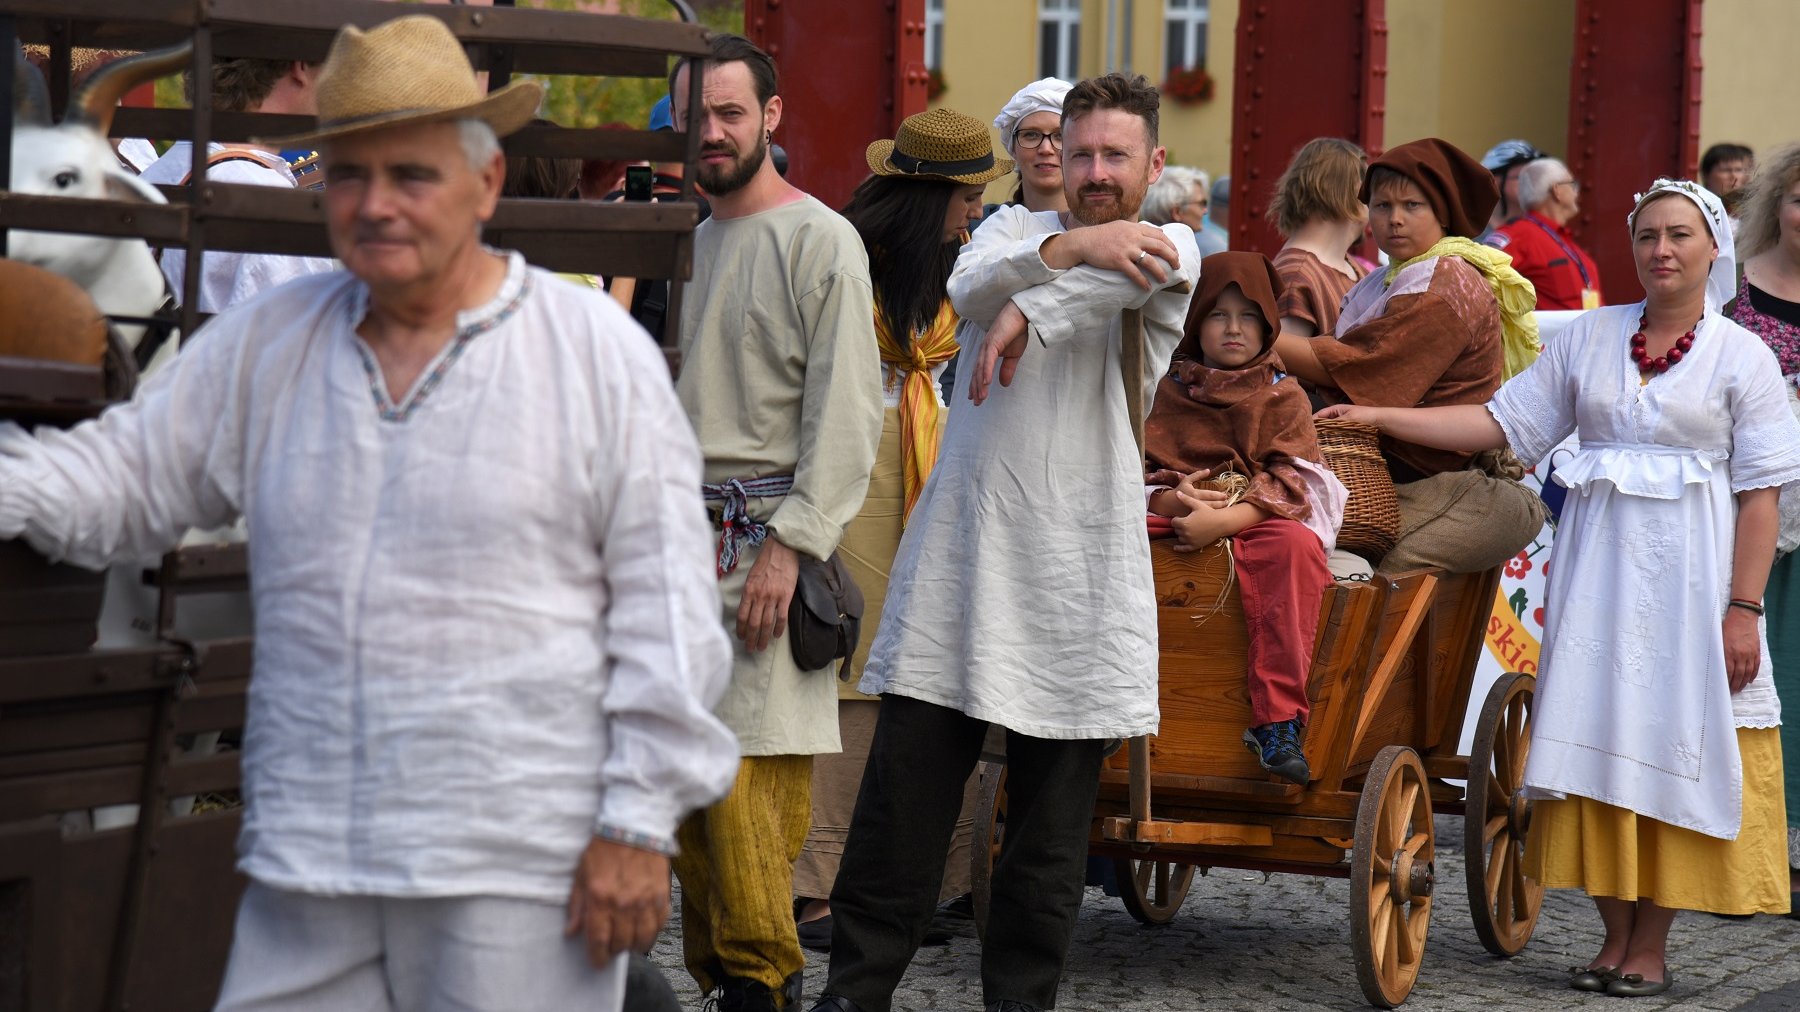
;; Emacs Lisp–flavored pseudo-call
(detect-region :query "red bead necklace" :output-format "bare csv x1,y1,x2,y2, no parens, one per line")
1629,316,1696,374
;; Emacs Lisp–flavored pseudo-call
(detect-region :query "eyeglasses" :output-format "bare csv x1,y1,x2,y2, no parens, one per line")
1013,129,1063,151
1554,179,1581,194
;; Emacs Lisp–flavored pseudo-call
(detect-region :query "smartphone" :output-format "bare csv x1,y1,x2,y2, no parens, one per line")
624,165,653,202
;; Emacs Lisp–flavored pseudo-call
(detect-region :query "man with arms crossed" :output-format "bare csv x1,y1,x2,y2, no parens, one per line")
812,73,1199,1012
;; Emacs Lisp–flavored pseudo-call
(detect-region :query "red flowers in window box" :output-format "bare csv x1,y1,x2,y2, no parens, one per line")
1161,65,1214,106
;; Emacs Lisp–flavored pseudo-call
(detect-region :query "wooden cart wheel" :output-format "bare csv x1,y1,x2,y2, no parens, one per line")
970,760,1005,942
1111,856,1195,925
1350,745,1435,1009
1464,671,1544,957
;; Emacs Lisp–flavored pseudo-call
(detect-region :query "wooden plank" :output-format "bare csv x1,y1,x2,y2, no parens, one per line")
158,544,248,590
0,358,108,404
0,766,141,819
0,650,173,704
0,192,188,245
0,743,144,780
0,700,156,755
1349,572,1437,756
1101,817,1275,847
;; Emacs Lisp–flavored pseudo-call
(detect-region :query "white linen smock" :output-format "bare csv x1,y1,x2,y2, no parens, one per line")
0,253,740,899
859,205,1201,739
1489,304,1800,839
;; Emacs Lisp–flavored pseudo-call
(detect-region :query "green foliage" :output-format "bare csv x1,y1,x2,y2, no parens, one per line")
527,0,743,130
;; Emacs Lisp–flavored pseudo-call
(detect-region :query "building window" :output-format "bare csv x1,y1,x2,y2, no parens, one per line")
1040,0,1081,80
925,0,945,70
1165,0,1209,72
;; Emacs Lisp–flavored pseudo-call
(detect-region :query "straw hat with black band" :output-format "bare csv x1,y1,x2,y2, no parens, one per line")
864,108,1014,186
259,15,542,147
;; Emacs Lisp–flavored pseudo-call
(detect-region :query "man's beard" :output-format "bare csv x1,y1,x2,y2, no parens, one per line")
1069,180,1146,226
695,131,769,197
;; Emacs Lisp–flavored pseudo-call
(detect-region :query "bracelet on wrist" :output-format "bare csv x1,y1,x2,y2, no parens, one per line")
1727,598,1764,617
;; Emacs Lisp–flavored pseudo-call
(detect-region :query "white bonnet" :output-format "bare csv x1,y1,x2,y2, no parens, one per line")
993,77,1073,160
1629,178,1735,312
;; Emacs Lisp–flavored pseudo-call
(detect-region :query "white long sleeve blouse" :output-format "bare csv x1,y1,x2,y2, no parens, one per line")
0,254,739,900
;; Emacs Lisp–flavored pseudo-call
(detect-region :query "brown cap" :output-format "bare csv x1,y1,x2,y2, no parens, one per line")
1178,251,1287,368
1359,137,1498,238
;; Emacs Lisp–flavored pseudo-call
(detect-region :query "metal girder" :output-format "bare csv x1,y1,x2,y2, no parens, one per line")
745,0,927,211
1566,0,1703,303
1228,0,1386,257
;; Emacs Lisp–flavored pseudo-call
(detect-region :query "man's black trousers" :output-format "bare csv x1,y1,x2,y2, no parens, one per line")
822,693,1106,1012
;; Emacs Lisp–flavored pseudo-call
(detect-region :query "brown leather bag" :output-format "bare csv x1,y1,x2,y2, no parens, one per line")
788,552,864,674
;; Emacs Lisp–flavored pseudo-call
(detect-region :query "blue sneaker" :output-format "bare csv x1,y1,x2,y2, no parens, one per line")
1243,719,1310,786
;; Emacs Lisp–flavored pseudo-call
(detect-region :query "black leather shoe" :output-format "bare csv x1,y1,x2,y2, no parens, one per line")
985,1002,1045,1012
1604,969,1673,997
809,996,864,1012
710,976,787,1012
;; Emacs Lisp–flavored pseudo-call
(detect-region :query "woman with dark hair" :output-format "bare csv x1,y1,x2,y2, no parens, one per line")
1322,178,1800,997
1266,137,1369,338
790,108,1011,950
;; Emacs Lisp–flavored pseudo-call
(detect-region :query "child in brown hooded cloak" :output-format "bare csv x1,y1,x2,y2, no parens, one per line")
1144,251,1341,785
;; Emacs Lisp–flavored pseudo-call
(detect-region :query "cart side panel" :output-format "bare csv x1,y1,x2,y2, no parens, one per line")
1343,571,1439,775
1115,543,1378,789
1420,566,1504,757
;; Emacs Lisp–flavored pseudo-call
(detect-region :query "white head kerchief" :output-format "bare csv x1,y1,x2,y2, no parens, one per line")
993,77,1073,160
1629,178,1735,312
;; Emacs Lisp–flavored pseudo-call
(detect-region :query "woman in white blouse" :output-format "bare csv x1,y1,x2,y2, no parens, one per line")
1320,178,1800,998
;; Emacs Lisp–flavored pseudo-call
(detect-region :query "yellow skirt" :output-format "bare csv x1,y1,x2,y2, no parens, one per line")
1523,726,1791,915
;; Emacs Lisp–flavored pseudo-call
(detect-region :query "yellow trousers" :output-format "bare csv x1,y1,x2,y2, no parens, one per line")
673,754,813,997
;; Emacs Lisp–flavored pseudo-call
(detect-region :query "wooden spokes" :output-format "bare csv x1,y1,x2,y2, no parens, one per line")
1351,745,1435,1008
1465,671,1545,956
970,761,1006,941
1113,857,1196,925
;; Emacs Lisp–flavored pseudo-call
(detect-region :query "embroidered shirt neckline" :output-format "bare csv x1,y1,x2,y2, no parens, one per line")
347,250,532,423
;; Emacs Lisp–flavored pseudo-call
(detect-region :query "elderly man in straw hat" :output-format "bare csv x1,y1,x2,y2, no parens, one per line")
667,31,883,1012
0,15,737,1010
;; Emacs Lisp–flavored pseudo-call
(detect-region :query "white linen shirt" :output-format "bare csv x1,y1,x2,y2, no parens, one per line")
859,206,1200,738
0,253,739,900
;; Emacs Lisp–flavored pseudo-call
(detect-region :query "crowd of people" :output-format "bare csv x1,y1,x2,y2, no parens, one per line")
7,14,1800,1012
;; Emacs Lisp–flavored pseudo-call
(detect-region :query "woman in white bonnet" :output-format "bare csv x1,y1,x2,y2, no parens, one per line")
1319,178,1800,998
990,77,1071,214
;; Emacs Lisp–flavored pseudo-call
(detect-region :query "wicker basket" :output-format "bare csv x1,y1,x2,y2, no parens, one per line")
1315,418,1399,560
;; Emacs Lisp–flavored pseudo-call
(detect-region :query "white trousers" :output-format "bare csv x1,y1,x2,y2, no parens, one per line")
213,882,626,1012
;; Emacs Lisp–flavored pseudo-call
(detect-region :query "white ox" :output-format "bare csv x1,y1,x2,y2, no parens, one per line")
9,45,188,371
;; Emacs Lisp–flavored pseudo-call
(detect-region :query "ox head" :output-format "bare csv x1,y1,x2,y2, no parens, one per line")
8,44,189,291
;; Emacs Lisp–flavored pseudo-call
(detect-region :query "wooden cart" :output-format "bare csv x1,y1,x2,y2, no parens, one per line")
973,542,1542,1008
0,2,710,1007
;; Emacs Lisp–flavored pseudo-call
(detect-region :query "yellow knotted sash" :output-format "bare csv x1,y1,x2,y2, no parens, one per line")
1387,236,1543,380
875,298,960,521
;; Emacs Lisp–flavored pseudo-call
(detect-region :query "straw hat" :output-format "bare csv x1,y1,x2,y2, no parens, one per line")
260,15,542,146
865,108,1013,185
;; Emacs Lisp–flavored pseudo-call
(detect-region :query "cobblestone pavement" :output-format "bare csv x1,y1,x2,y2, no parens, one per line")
648,814,1800,1011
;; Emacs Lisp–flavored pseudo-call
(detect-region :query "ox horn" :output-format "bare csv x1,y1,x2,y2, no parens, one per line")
65,42,191,138
13,47,49,124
